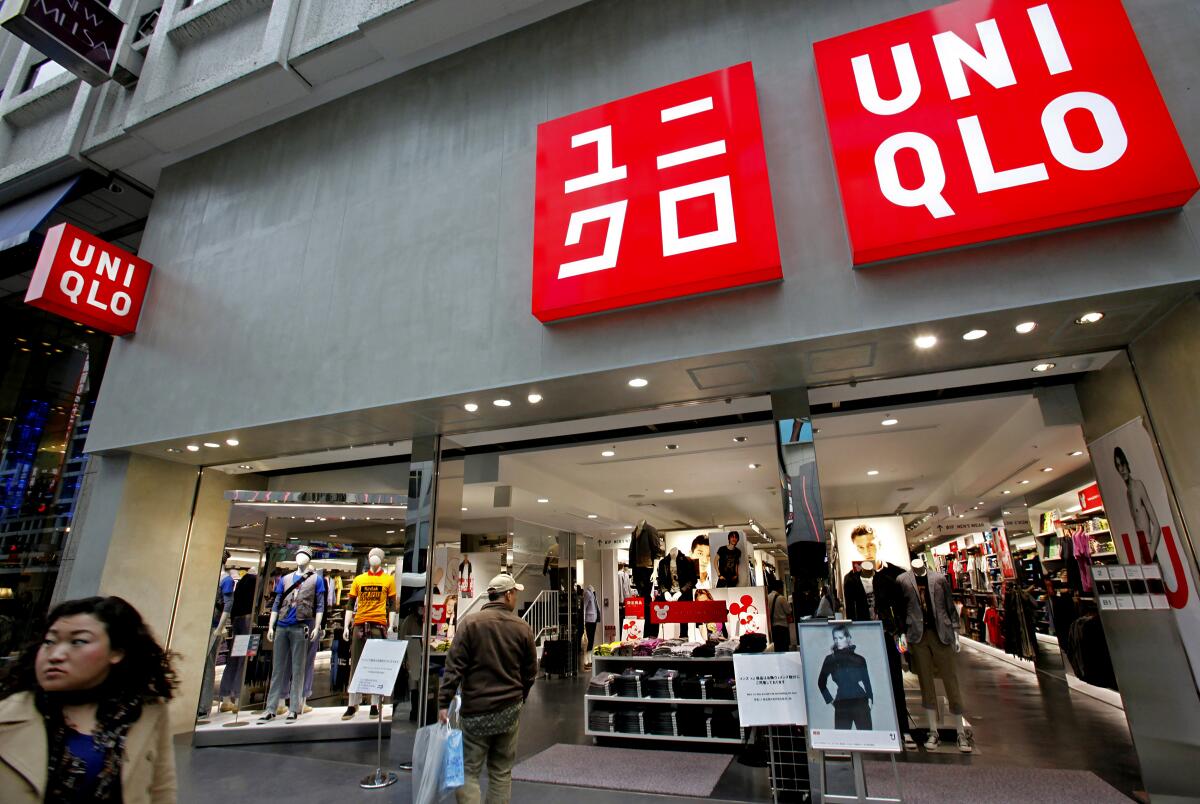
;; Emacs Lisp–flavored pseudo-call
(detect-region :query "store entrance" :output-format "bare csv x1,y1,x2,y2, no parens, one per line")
810,377,1140,797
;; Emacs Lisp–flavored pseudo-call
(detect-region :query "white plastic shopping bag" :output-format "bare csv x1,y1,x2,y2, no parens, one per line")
412,695,461,804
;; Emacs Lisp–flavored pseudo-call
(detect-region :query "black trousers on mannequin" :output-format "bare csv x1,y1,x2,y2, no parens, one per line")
632,567,656,637
885,631,910,734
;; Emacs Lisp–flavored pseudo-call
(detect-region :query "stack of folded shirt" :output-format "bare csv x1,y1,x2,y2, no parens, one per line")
715,638,740,656
646,668,678,699
677,674,713,700
671,641,702,656
588,709,616,733
614,709,646,735
711,708,741,739
633,638,662,656
614,669,645,698
691,640,718,658
614,642,636,656
676,706,709,737
735,633,767,653
709,678,736,700
652,639,684,656
594,641,622,656
588,672,618,696
646,708,679,736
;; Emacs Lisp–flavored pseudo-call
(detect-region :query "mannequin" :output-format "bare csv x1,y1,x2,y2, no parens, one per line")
258,547,326,723
655,547,698,640
843,558,913,749
543,542,560,590
218,564,259,711
343,547,398,719
897,557,972,752
199,560,237,718
458,556,473,598
629,520,664,636
616,562,633,623
581,584,599,667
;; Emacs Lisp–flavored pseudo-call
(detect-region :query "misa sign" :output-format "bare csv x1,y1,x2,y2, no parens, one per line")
24,223,153,336
813,0,1199,264
0,0,126,86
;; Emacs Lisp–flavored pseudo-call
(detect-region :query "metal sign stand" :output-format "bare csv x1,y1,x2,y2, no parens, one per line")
222,634,257,728
815,748,903,804
360,702,398,789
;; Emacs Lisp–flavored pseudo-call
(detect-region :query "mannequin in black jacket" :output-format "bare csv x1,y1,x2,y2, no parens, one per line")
655,548,698,601
843,560,914,747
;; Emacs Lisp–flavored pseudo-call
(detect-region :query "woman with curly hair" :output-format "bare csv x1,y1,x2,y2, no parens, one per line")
0,596,177,803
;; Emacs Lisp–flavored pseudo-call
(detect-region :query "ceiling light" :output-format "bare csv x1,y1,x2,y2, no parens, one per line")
1069,450,1084,457
1041,467,1054,472
493,399,511,407
1032,362,1055,373
663,488,674,494
1015,321,1037,334
186,445,201,452
238,465,253,470
733,436,747,443
1002,490,1011,495
1003,511,1011,516
1076,312,1104,324
1019,479,1031,485
977,501,985,505
914,335,937,349
748,463,761,469
881,418,898,426
665,444,678,450
203,442,220,448
628,378,649,388
461,507,468,511
464,403,479,412
305,519,315,523
386,530,396,534
527,393,543,404
601,449,616,457
537,498,549,503
962,329,987,341
587,514,598,519
958,514,965,519
165,447,181,454
226,438,240,446
624,525,633,530
866,469,879,476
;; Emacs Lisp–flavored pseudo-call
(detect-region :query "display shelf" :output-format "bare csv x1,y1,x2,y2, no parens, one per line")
592,654,734,662
585,729,742,744
585,694,738,706
1091,551,1117,558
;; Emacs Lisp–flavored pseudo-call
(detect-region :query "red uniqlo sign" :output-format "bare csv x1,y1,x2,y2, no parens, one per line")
24,223,153,336
813,0,1199,265
1078,482,1103,512
531,62,781,322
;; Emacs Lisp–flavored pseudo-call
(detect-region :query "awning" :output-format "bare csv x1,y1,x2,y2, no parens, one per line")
0,176,81,253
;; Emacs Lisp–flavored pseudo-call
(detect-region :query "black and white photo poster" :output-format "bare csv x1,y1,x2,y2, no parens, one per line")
797,621,900,752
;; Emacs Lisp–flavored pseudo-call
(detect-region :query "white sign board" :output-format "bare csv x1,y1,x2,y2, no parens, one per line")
348,639,409,696
230,634,252,657
733,652,807,727
796,621,901,753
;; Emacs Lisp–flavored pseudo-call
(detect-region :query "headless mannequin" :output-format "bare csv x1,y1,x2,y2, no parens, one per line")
267,550,324,644
343,549,398,717
259,549,325,721
906,558,968,747
630,520,663,637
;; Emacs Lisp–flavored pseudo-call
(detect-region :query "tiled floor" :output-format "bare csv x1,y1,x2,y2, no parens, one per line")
180,643,1140,802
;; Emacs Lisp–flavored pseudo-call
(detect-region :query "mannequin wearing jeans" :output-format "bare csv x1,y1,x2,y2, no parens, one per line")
258,548,326,723
199,564,236,717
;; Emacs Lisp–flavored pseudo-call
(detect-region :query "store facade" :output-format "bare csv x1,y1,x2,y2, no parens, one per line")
36,0,1200,800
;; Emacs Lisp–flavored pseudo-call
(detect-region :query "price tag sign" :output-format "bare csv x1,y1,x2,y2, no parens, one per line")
348,639,408,696
230,635,252,657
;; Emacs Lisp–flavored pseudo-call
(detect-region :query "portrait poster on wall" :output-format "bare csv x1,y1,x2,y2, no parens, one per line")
833,516,911,579
709,529,753,588
796,620,901,752
664,530,715,590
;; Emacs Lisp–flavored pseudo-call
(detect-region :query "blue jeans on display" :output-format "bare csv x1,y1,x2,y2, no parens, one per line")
198,632,219,716
280,627,319,699
218,615,252,699
266,624,309,714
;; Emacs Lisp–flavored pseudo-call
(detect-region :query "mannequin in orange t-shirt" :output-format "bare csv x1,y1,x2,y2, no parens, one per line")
342,547,398,719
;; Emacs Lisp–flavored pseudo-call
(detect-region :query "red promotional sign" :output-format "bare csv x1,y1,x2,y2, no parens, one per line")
24,223,153,336
531,62,781,322
813,0,1198,264
623,597,645,618
1078,482,1103,512
647,599,728,624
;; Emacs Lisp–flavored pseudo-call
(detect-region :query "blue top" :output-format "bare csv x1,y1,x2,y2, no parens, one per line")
212,573,236,627
65,730,104,790
272,572,327,626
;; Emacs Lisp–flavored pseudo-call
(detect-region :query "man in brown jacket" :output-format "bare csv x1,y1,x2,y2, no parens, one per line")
438,573,538,804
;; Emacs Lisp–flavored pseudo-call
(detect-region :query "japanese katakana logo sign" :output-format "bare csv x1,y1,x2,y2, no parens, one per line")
531,62,781,323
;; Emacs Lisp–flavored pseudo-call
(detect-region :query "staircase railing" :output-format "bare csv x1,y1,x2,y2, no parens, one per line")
522,589,560,645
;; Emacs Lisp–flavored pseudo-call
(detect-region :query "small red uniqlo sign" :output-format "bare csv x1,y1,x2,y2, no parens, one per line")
814,0,1199,265
531,62,781,322
24,223,153,336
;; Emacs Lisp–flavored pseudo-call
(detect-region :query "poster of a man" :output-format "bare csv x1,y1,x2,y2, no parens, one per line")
834,517,910,579
1114,446,1162,560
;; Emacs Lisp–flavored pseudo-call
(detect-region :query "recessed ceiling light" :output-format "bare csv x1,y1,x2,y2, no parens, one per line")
624,525,633,529
493,399,511,407
1002,511,1011,516
914,335,937,349
628,378,649,388
461,507,468,511
537,498,549,503
386,530,395,534
165,447,181,453
527,393,543,404
203,442,221,448
601,449,616,457
1015,321,1037,334
1076,312,1104,324
1041,467,1054,472
186,445,201,452
1019,479,1031,485
1032,362,1056,373
1002,490,1011,495
305,519,315,523
665,444,678,450
226,438,240,446
587,514,598,519
881,418,898,426
464,403,479,412
748,463,761,469
239,464,253,470
962,329,987,341
1069,450,1084,457
733,436,747,443
663,488,674,494
866,469,879,476
958,514,965,519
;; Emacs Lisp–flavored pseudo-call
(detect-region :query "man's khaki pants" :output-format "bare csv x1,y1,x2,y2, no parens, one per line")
908,630,964,714
456,721,520,804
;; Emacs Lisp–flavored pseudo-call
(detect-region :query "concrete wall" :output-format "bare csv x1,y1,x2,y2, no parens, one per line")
85,0,1200,453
